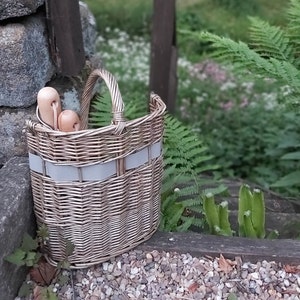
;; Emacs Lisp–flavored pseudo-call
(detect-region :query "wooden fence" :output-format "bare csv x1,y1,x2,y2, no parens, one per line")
45,0,85,76
149,0,177,113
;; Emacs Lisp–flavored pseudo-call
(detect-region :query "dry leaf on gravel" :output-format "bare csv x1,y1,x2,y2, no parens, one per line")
218,254,235,274
30,258,57,286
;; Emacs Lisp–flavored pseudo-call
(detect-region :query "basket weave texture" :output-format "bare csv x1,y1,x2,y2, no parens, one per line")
26,69,166,268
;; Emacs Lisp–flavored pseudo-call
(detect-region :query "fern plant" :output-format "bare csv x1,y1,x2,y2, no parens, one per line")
187,0,300,196
89,89,225,231
194,0,300,107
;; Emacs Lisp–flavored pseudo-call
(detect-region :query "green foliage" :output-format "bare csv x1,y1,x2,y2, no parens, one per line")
160,114,225,231
5,233,41,267
178,0,300,197
176,0,286,60
197,1,300,107
83,0,152,38
89,89,148,128
6,227,74,299
203,193,221,235
238,185,265,238
177,9,212,61
18,282,33,298
212,0,259,16
176,59,293,185
86,0,286,61
85,0,299,229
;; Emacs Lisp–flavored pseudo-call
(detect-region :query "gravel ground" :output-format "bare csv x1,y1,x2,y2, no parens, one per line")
18,249,300,300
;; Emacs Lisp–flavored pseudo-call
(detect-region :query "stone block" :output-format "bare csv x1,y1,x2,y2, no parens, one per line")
0,107,36,165
0,156,35,300
0,0,44,20
0,3,97,109
0,13,55,108
80,1,97,57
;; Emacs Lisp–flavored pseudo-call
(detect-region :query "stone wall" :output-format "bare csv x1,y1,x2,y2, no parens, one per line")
0,0,44,21
0,1,98,299
0,0,98,164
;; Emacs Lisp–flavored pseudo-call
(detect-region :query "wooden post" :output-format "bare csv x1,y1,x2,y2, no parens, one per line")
150,0,177,113
45,0,85,76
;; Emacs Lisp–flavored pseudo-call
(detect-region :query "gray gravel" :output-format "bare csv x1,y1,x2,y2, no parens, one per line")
20,249,300,300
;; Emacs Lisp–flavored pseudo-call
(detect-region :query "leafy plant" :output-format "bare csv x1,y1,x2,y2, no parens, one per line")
5,226,74,299
83,0,152,38
203,184,273,239
270,124,300,194
160,114,226,231
212,0,259,16
184,0,300,198
203,194,232,236
5,233,41,267
238,185,265,238
197,0,300,107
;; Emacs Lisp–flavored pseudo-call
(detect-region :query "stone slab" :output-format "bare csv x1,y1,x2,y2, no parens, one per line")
0,107,36,165
0,13,55,108
0,0,44,20
137,231,300,265
0,3,97,109
0,156,35,300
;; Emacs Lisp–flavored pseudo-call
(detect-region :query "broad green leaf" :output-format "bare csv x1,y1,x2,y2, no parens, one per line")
65,239,75,257
18,282,33,297
281,151,300,160
24,251,39,267
271,171,300,187
277,134,300,148
21,233,38,252
5,248,26,266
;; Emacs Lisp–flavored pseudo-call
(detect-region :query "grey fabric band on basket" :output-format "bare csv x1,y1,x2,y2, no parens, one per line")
29,140,162,182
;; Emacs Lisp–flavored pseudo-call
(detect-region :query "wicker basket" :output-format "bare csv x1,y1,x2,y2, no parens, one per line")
26,69,166,268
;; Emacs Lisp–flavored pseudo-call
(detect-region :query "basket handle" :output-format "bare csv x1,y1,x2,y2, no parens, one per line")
80,69,126,134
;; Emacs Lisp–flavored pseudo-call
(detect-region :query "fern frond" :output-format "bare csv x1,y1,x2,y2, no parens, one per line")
248,16,295,64
200,31,275,74
286,0,300,66
200,31,300,101
89,92,112,127
181,198,201,208
185,216,204,228
89,89,148,128
164,113,215,177
268,58,300,90
176,185,199,197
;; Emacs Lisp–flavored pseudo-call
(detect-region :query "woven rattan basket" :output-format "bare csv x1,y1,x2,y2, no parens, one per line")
26,69,166,268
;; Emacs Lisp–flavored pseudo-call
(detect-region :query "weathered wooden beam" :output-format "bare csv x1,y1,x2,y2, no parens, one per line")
45,0,85,76
150,0,177,113
137,231,300,265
